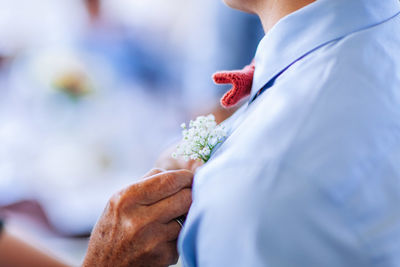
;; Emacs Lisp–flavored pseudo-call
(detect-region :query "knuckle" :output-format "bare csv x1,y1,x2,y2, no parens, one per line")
182,188,192,202
109,186,139,211
109,190,124,211
180,188,193,205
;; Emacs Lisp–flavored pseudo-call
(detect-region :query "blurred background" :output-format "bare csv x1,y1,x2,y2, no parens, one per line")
0,0,262,265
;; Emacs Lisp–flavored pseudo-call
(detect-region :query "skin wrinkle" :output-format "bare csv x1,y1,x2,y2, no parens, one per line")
133,170,193,206
83,169,193,267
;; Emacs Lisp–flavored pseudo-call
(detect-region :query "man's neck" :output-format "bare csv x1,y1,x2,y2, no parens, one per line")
255,0,316,33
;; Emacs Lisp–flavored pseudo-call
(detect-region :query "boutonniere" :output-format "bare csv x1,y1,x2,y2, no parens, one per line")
172,114,227,163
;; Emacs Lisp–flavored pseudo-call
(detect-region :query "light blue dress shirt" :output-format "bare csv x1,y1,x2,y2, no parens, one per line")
179,0,400,266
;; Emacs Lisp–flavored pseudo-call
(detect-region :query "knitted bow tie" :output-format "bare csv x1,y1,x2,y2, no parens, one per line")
212,61,255,108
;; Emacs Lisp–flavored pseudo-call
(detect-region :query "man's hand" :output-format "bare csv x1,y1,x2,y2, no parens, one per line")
82,169,194,267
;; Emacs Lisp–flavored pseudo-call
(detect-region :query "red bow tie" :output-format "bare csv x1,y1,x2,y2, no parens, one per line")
213,61,255,108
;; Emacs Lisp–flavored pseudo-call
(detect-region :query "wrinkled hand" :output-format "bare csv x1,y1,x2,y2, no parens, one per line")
155,144,203,172
82,169,194,267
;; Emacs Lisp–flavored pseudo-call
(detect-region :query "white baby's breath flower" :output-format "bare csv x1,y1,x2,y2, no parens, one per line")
173,114,227,163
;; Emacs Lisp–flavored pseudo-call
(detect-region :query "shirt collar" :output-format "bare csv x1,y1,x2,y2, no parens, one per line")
250,0,400,100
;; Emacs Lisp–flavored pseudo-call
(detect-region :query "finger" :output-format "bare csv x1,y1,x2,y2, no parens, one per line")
154,158,182,171
149,188,192,223
154,241,179,267
188,160,203,172
107,168,167,210
135,221,180,244
143,168,165,178
164,241,179,266
164,220,182,241
127,170,194,205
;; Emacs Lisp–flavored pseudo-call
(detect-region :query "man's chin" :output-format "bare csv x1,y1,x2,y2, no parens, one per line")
222,0,256,14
